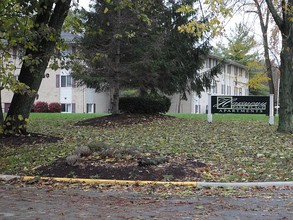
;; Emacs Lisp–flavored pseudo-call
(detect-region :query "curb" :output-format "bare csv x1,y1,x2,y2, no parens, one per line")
0,175,197,187
1,175,293,188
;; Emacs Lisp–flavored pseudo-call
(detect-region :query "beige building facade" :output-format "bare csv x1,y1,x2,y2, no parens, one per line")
1,36,248,114
168,55,249,114
1,33,111,114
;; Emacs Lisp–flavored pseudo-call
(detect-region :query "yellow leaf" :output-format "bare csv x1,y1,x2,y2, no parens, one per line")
18,115,24,121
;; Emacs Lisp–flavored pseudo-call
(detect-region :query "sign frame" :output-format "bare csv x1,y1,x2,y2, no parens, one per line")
207,94,274,125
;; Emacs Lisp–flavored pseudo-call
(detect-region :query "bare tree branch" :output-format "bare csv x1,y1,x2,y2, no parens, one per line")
265,0,283,29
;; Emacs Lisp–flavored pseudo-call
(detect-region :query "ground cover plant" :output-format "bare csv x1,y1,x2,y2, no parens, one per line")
0,113,292,182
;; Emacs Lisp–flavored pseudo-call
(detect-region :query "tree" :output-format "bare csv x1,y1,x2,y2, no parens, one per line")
264,0,293,132
2,0,72,135
0,0,34,133
191,0,292,132
157,0,217,98
213,22,270,95
72,0,219,114
72,0,159,114
213,23,258,65
253,0,275,97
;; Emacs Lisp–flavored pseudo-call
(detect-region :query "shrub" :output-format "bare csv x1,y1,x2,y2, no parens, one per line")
119,94,171,114
33,101,49,112
48,102,62,113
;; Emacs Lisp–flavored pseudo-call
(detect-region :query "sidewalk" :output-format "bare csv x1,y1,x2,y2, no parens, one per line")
0,184,292,219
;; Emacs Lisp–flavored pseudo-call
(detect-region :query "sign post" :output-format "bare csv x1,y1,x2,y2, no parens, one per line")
269,94,274,125
208,95,274,125
208,93,212,123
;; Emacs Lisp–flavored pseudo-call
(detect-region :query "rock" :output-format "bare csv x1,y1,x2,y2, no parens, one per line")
66,155,80,166
137,156,169,166
74,145,92,157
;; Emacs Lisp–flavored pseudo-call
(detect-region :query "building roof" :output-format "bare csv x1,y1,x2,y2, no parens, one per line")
208,54,248,69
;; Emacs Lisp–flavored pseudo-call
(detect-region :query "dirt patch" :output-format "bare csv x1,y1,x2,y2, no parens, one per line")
0,133,62,147
36,156,207,181
75,113,176,127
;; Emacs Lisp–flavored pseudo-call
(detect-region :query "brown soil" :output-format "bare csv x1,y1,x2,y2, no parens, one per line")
75,113,176,127
2,114,207,181
0,133,62,147
36,156,206,181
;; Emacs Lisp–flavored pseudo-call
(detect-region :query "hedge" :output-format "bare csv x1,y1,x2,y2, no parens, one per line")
119,95,171,114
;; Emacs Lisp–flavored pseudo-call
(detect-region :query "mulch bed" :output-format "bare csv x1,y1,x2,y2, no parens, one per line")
75,113,176,127
36,156,206,181
0,133,62,148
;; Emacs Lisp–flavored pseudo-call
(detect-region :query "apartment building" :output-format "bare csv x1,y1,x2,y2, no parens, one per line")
1,35,248,114
1,32,111,114
168,55,249,114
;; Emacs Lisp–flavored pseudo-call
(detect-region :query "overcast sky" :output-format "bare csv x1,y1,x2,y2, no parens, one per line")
76,0,263,49
78,0,90,10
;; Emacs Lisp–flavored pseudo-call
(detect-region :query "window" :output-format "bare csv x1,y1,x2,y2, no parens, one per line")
245,71,249,79
234,87,238,95
56,75,60,88
234,67,239,76
62,103,72,113
212,84,217,94
239,68,243,77
195,105,201,113
227,65,231,74
209,58,212,68
213,59,217,66
227,86,231,95
61,75,72,87
239,88,243,95
86,103,96,113
221,84,226,95
61,103,76,113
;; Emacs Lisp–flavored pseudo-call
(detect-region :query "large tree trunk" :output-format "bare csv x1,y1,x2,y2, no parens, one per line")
265,0,293,133
4,0,71,135
278,37,293,132
4,52,49,134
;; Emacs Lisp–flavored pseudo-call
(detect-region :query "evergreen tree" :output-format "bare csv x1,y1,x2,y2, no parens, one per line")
213,23,270,95
72,0,218,112
72,0,163,113
157,0,216,98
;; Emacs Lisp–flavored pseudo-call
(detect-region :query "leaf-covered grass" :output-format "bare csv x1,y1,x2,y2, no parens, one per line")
28,113,109,121
0,113,292,182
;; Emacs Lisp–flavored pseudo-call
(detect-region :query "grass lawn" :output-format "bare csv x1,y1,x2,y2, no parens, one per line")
0,113,292,182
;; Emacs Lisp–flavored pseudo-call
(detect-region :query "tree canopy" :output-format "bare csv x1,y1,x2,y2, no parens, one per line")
1,0,72,135
71,0,220,113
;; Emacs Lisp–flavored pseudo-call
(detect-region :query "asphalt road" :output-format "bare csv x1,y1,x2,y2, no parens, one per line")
0,184,292,220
